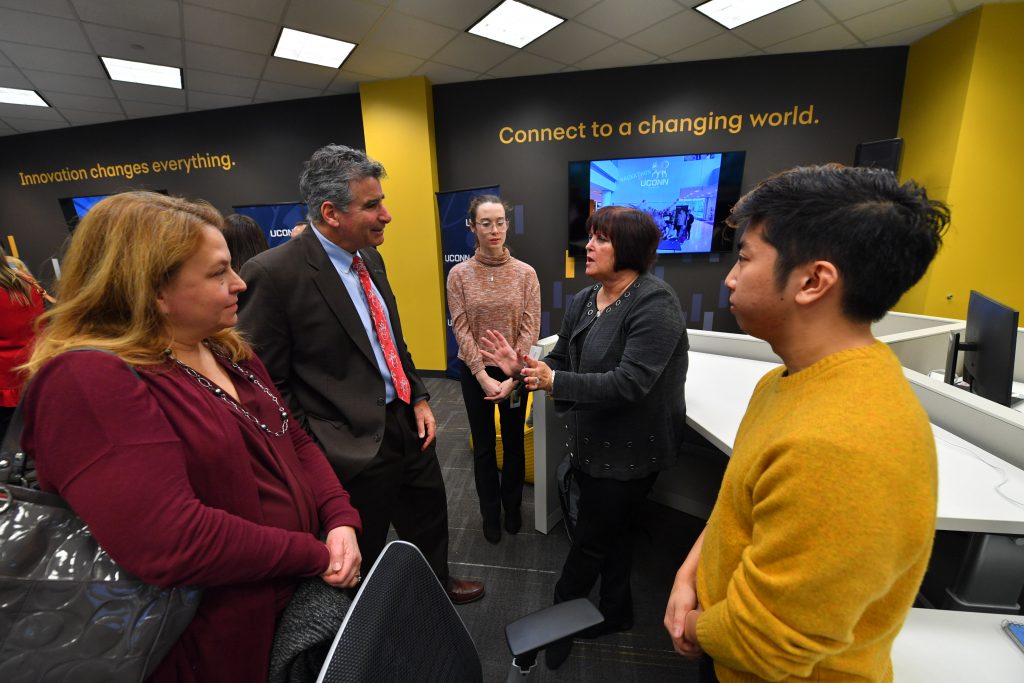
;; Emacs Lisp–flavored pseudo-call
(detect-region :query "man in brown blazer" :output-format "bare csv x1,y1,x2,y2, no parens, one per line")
238,144,484,604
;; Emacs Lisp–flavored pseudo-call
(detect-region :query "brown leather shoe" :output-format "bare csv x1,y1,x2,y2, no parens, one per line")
445,577,485,605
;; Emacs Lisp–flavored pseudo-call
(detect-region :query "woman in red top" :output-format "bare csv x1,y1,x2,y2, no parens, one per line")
21,192,363,682
0,245,45,437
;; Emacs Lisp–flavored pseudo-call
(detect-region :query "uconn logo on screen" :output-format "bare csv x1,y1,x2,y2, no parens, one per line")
444,254,470,263
269,229,292,238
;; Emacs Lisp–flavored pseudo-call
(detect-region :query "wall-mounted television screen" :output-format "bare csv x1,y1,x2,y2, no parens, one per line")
568,151,746,256
232,202,307,248
58,190,168,232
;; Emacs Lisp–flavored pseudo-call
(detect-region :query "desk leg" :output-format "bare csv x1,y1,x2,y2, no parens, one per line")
944,533,1024,613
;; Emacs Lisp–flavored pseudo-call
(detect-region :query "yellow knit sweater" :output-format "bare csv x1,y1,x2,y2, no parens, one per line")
696,341,937,682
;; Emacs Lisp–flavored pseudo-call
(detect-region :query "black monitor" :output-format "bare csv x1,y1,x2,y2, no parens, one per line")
945,291,1019,406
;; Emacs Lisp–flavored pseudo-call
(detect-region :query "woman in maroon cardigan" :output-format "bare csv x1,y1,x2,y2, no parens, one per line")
21,191,363,682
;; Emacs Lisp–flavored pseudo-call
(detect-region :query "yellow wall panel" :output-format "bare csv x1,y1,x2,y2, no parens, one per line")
359,77,447,370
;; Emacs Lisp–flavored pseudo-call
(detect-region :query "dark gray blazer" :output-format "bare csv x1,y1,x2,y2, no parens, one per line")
547,273,688,480
237,228,428,481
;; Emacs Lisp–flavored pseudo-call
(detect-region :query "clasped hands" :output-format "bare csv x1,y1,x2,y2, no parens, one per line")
478,329,552,393
321,525,362,588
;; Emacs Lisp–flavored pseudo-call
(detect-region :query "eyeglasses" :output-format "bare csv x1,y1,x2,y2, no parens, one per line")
474,218,508,232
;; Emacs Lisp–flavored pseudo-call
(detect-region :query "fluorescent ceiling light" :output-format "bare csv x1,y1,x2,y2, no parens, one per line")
695,0,804,30
0,87,49,107
468,0,564,49
101,57,182,89
274,27,356,68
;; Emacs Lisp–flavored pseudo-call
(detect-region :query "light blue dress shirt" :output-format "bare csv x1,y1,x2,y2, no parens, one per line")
310,223,398,404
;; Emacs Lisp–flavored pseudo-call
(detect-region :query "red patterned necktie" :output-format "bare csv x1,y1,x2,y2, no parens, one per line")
351,255,411,404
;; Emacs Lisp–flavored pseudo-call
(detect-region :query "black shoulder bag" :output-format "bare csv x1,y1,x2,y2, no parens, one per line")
0,355,201,682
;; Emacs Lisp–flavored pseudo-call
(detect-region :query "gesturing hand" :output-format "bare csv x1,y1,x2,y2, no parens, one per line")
478,329,520,377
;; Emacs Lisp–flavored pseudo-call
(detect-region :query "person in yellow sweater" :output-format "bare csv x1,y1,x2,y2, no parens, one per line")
664,164,951,682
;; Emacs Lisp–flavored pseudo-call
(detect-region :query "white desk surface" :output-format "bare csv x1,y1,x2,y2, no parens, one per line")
685,352,1024,535
892,608,1023,682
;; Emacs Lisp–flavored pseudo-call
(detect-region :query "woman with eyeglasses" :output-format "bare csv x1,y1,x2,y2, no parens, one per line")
446,195,540,544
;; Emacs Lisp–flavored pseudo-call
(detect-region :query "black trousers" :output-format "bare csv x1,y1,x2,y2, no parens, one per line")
554,470,658,625
458,361,527,523
343,400,450,580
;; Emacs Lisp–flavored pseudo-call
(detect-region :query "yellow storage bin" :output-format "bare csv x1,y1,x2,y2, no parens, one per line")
469,391,535,484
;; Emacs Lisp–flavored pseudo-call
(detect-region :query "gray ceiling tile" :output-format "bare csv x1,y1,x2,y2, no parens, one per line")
0,8,91,52
43,91,122,113
0,51,9,66
61,107,127,124
186,68,258,97
731,2,835,48
72,0,182,38
283,0,386,43
185,42,267,78
111,80,186,105
432,33,517,73
185,0,288,24
325,73,360,94
84,24,183,65
361,11,458,60
486,51,564,79
3,115,70,132
412,60,480,85
187,90,253,111
668,32,759,63
183,4,279,54
390,0,496,30
262,58,336,89
23,70,115,97
863,16,959,47
764,23,862,54
523,21,614,64
817,0,908,22
0,65,32,88
0,0,75,18
342,45,423,80
0,101,65,119
120,99,186,116
528,0,603,20
625,11,723,57
254,79,322,102
575,0,684,39
574,41,658,71
845,0,955,42
0,43,103,77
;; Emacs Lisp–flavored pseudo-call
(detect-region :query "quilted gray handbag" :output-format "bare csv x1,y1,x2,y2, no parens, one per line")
0,364,200,682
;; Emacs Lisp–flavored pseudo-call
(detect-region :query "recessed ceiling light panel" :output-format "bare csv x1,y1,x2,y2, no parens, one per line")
468,0,564,49
101,57,182,89
274,27,356,69
695,0,804,30
0,87,49,107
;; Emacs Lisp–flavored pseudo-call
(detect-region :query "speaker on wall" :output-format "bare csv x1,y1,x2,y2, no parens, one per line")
854,138,903,175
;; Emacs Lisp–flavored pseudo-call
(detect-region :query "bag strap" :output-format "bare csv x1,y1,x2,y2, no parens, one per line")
0,348,142,487
14,269,56,305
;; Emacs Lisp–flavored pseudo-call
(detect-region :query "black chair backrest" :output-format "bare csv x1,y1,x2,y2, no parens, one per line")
316,540,483,683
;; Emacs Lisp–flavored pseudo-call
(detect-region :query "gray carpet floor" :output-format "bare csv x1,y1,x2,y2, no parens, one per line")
424,376,704,682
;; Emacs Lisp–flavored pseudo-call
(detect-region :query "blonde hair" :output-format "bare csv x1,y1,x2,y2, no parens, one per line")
25,191,252,376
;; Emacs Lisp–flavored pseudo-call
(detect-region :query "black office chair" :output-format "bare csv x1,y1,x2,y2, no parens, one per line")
315,540,602,682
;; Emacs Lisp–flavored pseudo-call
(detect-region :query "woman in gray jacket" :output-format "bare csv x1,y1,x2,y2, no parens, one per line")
481,206,689,669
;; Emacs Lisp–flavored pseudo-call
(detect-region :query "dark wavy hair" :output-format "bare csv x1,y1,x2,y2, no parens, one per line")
728,164,950,322
221,213,269,272
586,206,660,273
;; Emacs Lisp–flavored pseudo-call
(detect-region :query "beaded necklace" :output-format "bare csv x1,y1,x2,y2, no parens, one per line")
167,346,289,437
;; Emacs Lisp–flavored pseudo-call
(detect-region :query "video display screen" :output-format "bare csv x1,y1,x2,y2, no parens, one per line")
568,151,746,255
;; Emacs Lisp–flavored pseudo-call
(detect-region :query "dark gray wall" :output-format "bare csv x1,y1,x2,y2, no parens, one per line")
433,48,908,336
0,94,364,284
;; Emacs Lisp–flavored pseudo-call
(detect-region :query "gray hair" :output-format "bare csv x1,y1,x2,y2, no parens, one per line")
299,144,386,224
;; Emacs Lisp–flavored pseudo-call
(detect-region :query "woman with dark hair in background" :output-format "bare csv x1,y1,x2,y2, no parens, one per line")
0,244,46,437
447,195,540,544
20,192,362,682
481,206,688,669
222,212,269,273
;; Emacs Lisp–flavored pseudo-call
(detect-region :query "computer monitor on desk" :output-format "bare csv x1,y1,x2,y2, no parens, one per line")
944,291,1019,407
